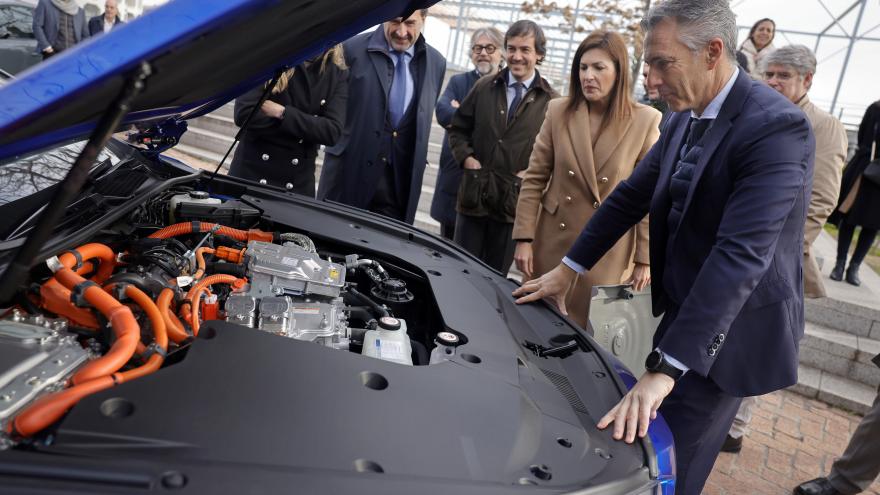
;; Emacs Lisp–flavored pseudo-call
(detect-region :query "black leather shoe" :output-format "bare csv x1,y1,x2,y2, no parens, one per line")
793,477,843,495
845,263,861,286
720,434,742,453
830,260,846,281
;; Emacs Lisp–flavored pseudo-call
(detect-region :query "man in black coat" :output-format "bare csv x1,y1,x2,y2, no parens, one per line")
88,0,123,37
430,27,504,239
318,10,446,224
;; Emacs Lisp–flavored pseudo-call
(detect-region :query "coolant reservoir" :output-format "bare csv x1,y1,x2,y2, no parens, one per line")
361,316,413,366
169,191,221,222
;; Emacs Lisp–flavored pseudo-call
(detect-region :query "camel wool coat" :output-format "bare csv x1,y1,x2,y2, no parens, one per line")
513,98,661,327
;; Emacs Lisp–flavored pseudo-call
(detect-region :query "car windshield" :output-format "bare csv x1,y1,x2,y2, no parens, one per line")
0,4,34,38
0,141,120,205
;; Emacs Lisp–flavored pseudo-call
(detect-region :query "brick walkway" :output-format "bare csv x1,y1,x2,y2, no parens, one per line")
705,390,880,495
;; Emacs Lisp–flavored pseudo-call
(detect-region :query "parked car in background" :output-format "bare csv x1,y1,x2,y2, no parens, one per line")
0,0,40,74
0,1,675,493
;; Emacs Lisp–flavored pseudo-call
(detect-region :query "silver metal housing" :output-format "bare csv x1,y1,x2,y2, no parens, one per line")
0,317,89,437
246,241,345,298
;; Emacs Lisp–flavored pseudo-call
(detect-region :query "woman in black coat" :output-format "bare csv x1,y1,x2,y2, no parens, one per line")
828,100,880,286
229,45,348,196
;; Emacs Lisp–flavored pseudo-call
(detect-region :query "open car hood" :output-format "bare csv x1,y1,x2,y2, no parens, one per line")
0,0,435,161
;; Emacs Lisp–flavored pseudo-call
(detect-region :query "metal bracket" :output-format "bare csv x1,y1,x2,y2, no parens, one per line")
127,117,188,153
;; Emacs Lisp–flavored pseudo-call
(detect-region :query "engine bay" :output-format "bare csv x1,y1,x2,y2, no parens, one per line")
0,188,461,448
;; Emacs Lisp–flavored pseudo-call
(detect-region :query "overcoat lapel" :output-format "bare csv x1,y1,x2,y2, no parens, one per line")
565,102,600,201
592,112,632,176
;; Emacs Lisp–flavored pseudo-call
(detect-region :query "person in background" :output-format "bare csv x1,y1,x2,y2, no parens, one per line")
721,44,847,454
641,63,670,129
513,0,814,492
33,0,89,60
229,45,348,196
447,20,558,272
828,100,880,286
430,27,504,240
318,10,446,224
512,30,660,329
738,18,776,77
88,0,123,37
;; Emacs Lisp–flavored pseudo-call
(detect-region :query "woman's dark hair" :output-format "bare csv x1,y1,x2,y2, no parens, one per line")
564,30,632,124
504,20,546,64
748,18,776,48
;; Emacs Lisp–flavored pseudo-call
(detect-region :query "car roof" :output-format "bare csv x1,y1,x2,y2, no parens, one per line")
0,0,433,162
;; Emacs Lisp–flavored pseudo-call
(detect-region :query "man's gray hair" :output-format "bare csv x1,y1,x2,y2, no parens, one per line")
471,27,504,50
642,0,738,61
761,45,817,76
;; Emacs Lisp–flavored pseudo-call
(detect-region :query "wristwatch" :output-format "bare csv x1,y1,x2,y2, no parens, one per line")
645,350,684,381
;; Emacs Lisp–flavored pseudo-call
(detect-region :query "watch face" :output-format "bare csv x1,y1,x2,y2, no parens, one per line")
645,350,661,370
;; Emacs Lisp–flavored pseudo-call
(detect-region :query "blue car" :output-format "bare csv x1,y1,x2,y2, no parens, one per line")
0,1,674,493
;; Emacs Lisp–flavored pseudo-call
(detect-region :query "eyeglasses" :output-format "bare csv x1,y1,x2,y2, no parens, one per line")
471,44,497,55
763,71,795,81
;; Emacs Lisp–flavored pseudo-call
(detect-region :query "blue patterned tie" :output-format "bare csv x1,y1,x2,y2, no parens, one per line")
507,82,524,124
389,51,407,127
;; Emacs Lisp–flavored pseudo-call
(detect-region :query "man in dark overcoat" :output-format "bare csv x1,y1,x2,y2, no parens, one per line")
33,0,88,60
318,9,446,224
513,0,814,493
430,26,504,239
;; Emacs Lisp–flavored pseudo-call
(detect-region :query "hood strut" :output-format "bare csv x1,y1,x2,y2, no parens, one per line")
0,62,153,304
204,67,287,191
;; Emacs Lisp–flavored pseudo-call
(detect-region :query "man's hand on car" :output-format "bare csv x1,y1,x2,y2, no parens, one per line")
597,372,675,443
512,262,578,315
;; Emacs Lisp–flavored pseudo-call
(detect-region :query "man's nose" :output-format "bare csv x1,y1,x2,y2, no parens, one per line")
395,24,408,37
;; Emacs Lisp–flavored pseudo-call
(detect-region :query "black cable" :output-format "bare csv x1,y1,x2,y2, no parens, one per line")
346,287,389,319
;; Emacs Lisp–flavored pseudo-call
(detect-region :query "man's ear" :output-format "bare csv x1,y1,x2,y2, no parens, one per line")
706,38,724,69
803,72,814,91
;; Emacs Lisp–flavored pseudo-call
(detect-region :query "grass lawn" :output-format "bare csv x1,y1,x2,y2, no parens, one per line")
823,223,880,275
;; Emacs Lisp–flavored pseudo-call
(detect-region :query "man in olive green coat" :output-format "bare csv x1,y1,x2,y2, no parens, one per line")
448,20,558,272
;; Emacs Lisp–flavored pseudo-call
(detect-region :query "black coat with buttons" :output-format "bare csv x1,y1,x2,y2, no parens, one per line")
229,59,348,196
448,68,558,222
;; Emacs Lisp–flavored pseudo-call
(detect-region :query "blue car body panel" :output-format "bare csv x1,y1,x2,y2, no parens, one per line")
0,0,433,161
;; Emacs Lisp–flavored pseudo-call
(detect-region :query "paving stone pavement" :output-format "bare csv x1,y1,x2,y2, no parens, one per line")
705,390,880,495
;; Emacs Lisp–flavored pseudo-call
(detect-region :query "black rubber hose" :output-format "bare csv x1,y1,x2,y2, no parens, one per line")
346,287,389,318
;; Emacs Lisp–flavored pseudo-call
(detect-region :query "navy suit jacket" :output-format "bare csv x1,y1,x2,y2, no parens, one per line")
566,70,815,396
87,15,123,37
318,27,446,224
430,69,481,226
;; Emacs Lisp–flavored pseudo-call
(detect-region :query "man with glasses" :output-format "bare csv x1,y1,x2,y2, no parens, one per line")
447,20,558,272
431,27,504,239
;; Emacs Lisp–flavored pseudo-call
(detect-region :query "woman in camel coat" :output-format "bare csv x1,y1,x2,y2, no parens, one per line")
512,30,661,328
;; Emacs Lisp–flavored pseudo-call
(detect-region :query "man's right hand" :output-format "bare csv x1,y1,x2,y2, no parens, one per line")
514,242,534,280
512,263,579,315
463,156,482,170
42,47,54,54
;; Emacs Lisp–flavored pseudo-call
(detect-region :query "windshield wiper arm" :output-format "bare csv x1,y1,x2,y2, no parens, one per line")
0,62,152,303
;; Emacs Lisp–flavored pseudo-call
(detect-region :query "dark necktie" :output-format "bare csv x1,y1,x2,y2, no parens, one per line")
389,51,407,127
507,82,524,124
685,117,711,153
668,117,712,232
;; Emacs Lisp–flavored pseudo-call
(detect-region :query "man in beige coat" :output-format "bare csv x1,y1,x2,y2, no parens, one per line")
722,44,848,454
759,45,848,299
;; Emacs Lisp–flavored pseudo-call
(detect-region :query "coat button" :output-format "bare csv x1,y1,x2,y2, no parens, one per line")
500,110,505,115
718,334,725,342
565,196,572,203
261,153,270,161
298,139,304,144
320,99,326,106
259,179,267,185
708,348,716,356
285,183,294,190
600,177,609,183
381,157,387,163
291,158,299,165
498,139,503,144
559,223,566,230
593,201,600,209
567,170,575,177
393,131,398,137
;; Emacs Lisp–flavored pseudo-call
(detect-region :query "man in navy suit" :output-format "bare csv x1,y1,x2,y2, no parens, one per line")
88,0,123,37
430,27,504,239
513,0,814,493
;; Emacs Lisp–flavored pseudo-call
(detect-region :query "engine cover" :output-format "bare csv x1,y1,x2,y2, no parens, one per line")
245,241,345,298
